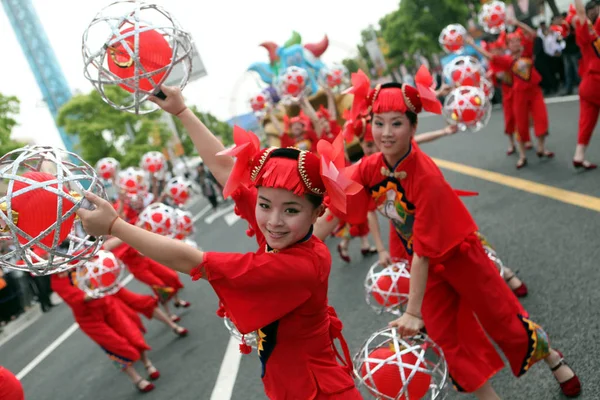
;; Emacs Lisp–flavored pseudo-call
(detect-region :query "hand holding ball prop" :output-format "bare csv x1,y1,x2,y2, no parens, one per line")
82,1,193,114
75,250,125,298
443,86,491,132
439,24,467,54
0,146,106,275
365,260,411,316
276,66,310,104
478,1,506,34
443,56,483,87
354,328,448,399
140,151,166,176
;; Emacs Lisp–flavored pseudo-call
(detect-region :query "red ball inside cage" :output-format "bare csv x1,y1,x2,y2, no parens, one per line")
372,275,410,307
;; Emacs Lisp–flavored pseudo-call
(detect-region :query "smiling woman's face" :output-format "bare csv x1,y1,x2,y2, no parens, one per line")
371,111,416,163
255,186,322,249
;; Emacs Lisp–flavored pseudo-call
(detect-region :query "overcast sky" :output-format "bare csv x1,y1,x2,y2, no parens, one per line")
0,0,399,149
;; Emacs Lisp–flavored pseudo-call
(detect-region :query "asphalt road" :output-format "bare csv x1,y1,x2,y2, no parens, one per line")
1,96,599,400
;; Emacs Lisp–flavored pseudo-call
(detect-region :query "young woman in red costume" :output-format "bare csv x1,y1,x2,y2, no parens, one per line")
51,271,158,393
571,0,600,170
468,19,554,169
0,367,24,400
111,193,191,321
76,85,363,400
328,67,580,398
269,108,320,152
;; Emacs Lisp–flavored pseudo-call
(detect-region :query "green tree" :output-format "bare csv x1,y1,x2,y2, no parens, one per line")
57,87,172,168
380,0,471,67
173,106,233,156
0,93,25,155
341,58,360,74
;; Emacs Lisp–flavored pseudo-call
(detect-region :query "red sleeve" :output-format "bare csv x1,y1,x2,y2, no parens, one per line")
326,157,372,225
521,36,534,57
51,275,86,307
575,18,596,46
280,134,294,148
491,55,513,71
412,175,478,260
202,249,319,333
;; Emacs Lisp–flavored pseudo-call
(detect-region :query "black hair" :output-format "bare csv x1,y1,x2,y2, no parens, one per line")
305,193,324,209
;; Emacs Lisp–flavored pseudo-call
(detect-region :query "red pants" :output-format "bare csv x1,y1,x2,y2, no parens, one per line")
314,387,363,399
113,296,146,333
114,287,157,319
578,73,600,146
0,367,24,400
502,87,515,135
513,87,548,143
120,249,184,303
422,234,550,393
76,299,151,369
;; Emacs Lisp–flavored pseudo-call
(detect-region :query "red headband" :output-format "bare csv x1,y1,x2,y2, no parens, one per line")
350,65,442,121
342,116,373,143
217,127,362,213
283,110,310,133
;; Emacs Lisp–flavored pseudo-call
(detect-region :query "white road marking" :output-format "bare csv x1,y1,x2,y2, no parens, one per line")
192,204,212,223
210,337,243,400
544,94,579,104
13,274,135,380
204,204,235,225
223,212,241,227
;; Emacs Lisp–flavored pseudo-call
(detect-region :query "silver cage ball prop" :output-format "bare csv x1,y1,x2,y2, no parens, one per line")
0,146,106,275
354,328,449,400
75,249,126,298
82,0,194,114
137,202,177,237
442,86,491,133
365,259,411,316
478,0,507,34
223,317,259,349
443,56,483,88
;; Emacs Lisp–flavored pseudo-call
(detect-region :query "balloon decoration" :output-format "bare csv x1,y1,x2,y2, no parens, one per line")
354,328,448,399
75,250,125,298
164,177,193,205
443,86,492,132
478,1,506,34
438,24,467,54
276,66,311,104
95,157,120,181
364,260,411,316
137,203,177,237
174,209,194,240
118,167,149,194
140,151,166,175
248,31,329,96
82,1,194,114
0,146,106,275
443,56,483,87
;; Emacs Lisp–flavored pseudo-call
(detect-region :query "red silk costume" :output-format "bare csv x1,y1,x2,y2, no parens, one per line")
575,18,600,146
51,273,151,369
200,186,359,399
489,59,515,136
114,286,158,320
338,143,550,392
113,243,183,303
491,36,548,143
0,367,24,400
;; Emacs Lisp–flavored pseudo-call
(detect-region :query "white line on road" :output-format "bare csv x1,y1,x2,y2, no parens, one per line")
204,204,235,225
210,337,243,400
192,204,212,223
223,212,241,227
544,94,579,104
14,274,135,380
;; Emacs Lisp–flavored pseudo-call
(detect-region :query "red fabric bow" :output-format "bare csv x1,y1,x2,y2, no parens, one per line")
349,69,371,121
216,126,261,198
317,135,362,214
326,306,353,375
415,65,443,115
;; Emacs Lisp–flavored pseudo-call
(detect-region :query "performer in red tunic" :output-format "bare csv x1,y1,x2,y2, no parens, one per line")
271,110,320,152
571,0,600,170
76,85,364,400
51,271,157,393
0,367,24,400
469,20,554,169
326,67,580,398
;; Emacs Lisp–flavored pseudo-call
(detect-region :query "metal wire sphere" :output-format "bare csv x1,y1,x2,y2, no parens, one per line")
443,56,483,87
354,328,449,400
275,66,311,105
438,24,467,54
174,208,194,239
140,151,167,175
164,176,194,205
137,202,177,237
365,259,411,316
478,1,506,34
318,63,350,93
442,86,492,133
75,250,126,298
223,317,259,349
0,146,106,275
82,0,193,114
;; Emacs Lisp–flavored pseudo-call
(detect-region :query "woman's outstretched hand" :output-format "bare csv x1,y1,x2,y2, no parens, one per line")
148,85,188,116
76,192,119,236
